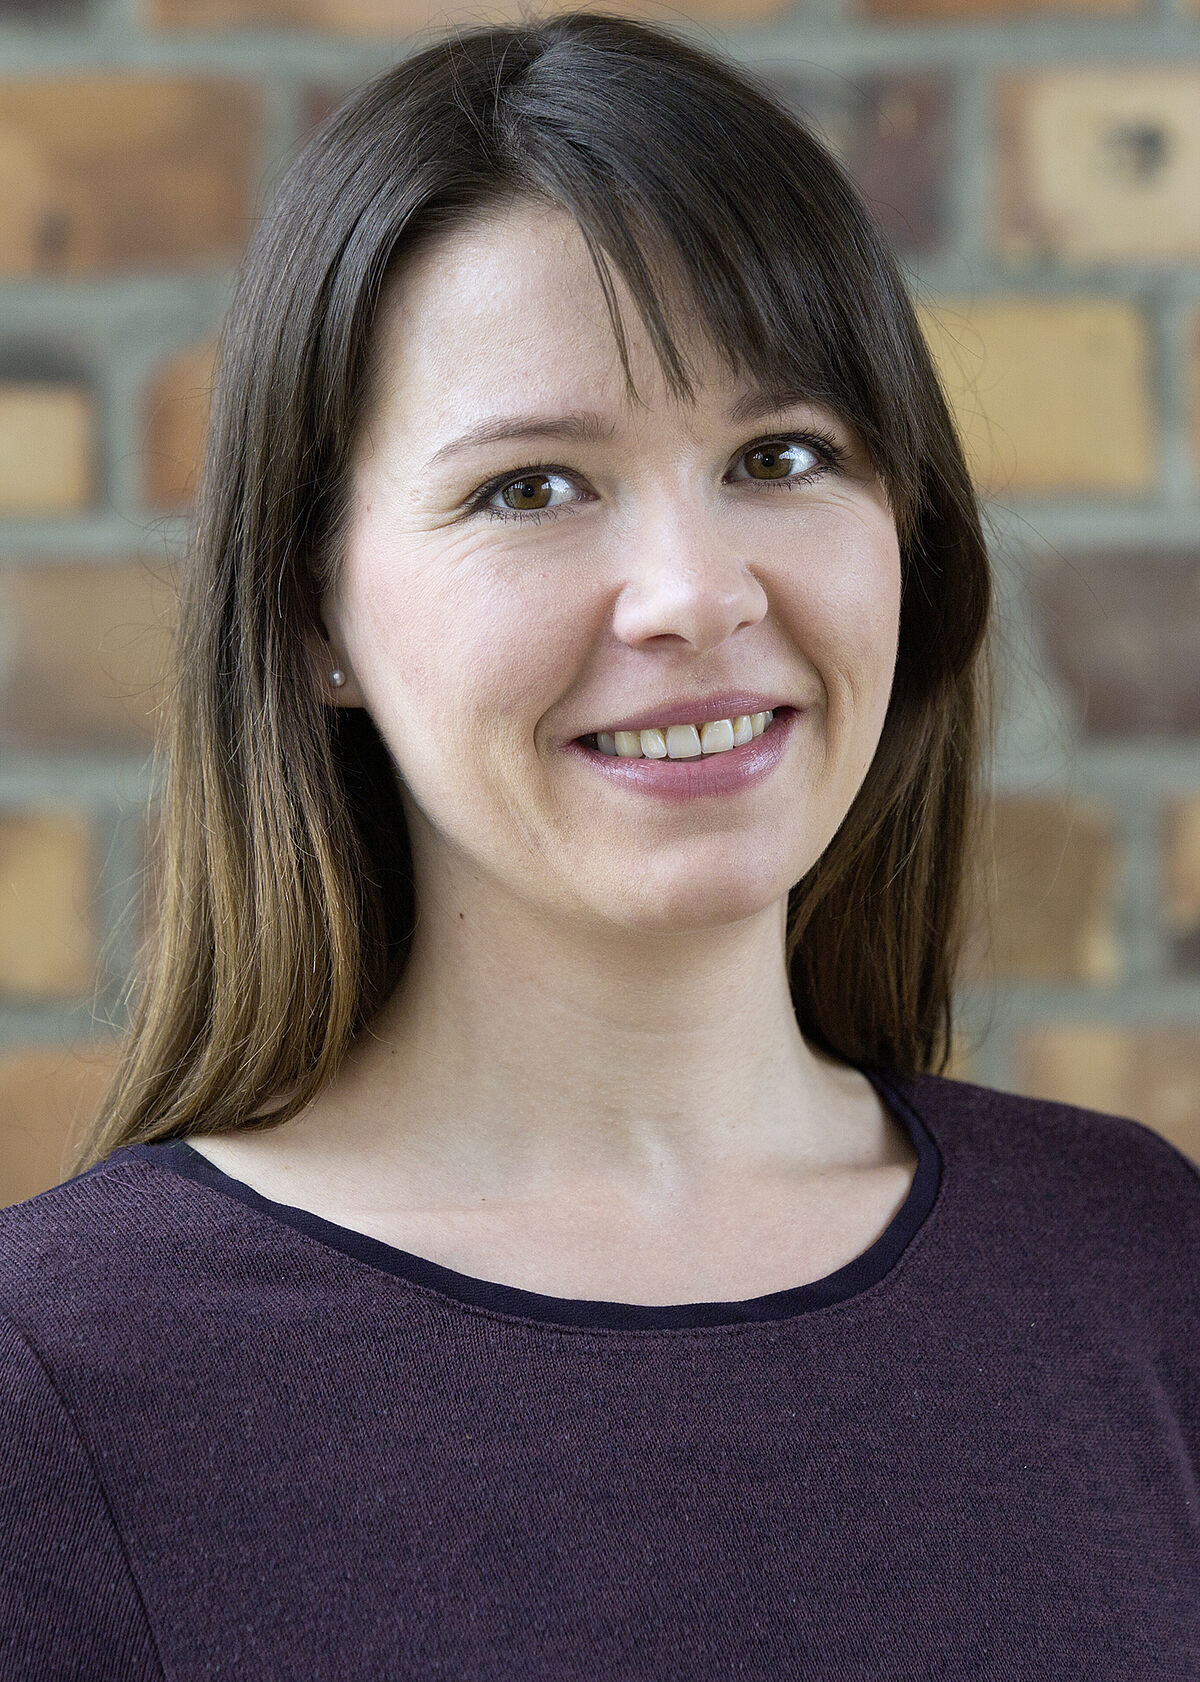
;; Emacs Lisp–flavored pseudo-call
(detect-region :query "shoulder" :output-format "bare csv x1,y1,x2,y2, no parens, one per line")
0,1147,275,1367
0,1190,168,1675
0,1265,166,1678
0,1149,187,1290
0,1141,394,1395
891,1067,1200,1195
888,1068,1200,1298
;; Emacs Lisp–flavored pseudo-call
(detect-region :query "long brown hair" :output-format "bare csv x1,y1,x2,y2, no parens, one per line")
71,9,991,1173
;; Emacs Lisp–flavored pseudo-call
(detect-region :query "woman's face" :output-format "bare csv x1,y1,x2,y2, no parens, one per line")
324,199,902,936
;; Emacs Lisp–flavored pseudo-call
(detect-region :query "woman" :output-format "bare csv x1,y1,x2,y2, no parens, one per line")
2,12,1197,1677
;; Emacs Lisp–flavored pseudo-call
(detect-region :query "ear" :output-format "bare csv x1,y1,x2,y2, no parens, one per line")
304,622,366,710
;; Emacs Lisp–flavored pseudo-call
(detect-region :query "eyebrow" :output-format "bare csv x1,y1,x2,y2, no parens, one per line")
423,387,826,470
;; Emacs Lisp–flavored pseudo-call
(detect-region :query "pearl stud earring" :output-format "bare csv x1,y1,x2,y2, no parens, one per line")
330,669,346,688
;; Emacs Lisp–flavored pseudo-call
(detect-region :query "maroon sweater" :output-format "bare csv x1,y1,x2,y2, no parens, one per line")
2,1068,1198,1679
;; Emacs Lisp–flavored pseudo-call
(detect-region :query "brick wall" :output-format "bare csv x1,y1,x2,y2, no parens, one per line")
2,0,1198,1204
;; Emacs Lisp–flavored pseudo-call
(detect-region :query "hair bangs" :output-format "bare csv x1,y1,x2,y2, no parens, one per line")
491,65,925,531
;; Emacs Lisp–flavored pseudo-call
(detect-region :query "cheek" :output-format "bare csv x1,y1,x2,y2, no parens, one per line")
784,505,903,701
345,534,587,744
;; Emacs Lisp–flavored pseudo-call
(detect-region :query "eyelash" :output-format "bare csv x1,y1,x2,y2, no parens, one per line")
466,430,850,525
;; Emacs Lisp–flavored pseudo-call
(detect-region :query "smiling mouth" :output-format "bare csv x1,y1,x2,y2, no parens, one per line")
578,709,784,759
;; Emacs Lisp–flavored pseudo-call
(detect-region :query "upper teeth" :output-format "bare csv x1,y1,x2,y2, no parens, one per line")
594,712,774,759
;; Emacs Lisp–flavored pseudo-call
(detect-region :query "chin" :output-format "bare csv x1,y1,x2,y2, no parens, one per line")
587,871,792,936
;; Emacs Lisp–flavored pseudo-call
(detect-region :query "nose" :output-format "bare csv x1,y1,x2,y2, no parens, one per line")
609,496,769,654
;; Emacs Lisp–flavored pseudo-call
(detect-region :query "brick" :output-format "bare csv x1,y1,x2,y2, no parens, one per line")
4,0,89,17
764,72,949,253
0,384,93,513
998,71,1200,263
0,1041,121,1207
143,342,216,510
0,78,260,277
861,0,1140,15
1165,798,1200,974
962,796,1120,983
1032,550,1200,736
152,0,789,34
0,812,97,999
0,560,177,754
302,85,342,135
151,0,420,26
1017,1026,1200,1167
851,76,950,252
919,299,1155,495
1192,308,1200,485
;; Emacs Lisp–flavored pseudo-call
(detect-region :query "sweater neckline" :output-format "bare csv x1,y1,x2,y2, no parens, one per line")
119,1066,942,1332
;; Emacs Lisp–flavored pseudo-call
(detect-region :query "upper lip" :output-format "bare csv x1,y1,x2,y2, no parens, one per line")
579,692,792,738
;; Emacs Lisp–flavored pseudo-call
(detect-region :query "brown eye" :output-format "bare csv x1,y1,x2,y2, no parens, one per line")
484,469,578,518
501,475,553,510
741,440,818,481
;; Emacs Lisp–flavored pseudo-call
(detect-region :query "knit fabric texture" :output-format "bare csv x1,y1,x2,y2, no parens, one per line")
1,1068,1198,1680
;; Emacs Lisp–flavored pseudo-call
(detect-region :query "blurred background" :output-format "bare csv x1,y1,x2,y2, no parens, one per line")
1,0,1198,1206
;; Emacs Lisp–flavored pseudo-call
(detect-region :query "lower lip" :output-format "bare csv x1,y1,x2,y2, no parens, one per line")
563,708,799,803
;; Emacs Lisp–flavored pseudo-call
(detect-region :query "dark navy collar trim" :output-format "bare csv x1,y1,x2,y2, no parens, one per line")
117,1065,942,1331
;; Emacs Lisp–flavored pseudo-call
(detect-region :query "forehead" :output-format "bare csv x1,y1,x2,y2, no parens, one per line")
364,200,747,443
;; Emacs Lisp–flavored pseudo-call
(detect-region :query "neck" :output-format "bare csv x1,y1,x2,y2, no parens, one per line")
303,871,886,1208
